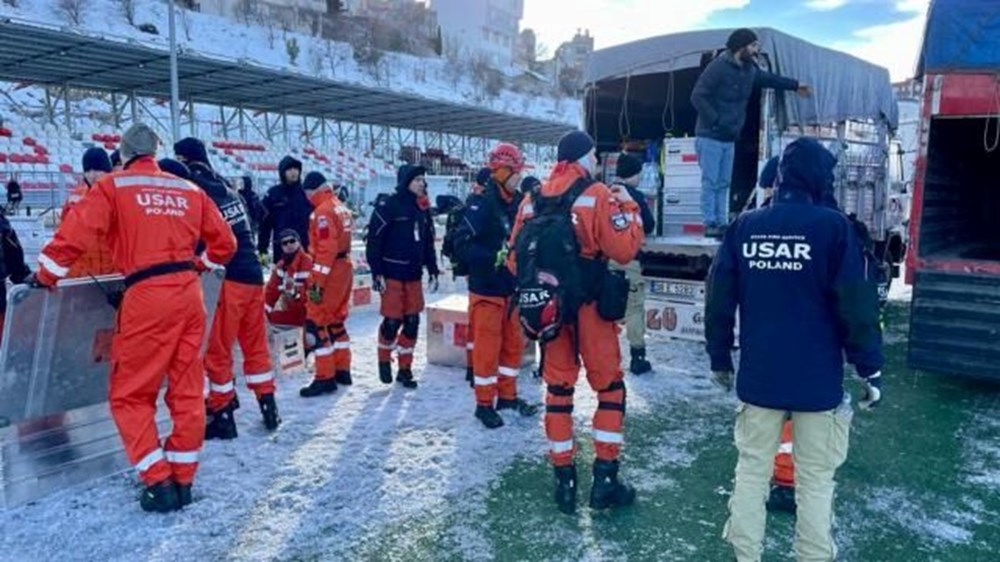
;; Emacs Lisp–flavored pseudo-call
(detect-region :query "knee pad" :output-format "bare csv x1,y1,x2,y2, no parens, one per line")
380,318,403,341
402,314,420,339
304,320,325,344
597,380,626,415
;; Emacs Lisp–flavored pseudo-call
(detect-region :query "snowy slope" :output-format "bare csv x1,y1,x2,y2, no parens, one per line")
0,0,580,127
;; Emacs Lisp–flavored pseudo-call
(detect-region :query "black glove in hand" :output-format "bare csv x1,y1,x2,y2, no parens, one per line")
372,275,385,294
429,274,440,293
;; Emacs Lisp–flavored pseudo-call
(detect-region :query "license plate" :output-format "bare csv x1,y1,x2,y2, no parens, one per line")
652,281,700,298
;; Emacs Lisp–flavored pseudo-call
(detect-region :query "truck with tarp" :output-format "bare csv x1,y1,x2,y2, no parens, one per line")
583,28,907,342
906,0,1000,380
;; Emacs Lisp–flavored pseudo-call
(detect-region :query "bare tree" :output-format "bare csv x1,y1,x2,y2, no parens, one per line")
234,0,261,27
266,20,277,49
57,0,84,26
308,45,324,76
116,0,136,26
286,37,300,66
179,6,193,41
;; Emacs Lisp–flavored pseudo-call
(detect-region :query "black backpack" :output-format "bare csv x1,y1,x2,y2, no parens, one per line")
439,194,471,277
513,178,595,343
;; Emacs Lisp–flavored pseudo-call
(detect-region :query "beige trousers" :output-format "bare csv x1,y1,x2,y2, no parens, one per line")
611,260,645,349
724,400,852,562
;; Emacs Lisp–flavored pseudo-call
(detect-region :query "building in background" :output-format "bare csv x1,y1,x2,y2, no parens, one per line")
518,28,537,69
432,0,523,69
551,29,594,94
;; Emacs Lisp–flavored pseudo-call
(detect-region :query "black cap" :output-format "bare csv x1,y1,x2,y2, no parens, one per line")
157,158,191,180
82,147,112,173
778,138,836,200
278,228,300,242
475,167,492,186
727,28,758,52
615,153,643,180
302,171,327,191
173,137,209,165
556,130,595,163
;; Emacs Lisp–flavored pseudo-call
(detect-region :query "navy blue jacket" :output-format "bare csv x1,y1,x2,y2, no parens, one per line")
259,156,310,257
366,188,440,282
613,181,655,236
462,182,518,297
705,139,883,412
188,162,264,286
691,51,799,143
1,214,30,314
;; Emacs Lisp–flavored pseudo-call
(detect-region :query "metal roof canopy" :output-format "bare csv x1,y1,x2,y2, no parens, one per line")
0,20,573,145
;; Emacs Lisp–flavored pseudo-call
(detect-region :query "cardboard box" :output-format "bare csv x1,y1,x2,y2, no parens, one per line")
425,294,535,369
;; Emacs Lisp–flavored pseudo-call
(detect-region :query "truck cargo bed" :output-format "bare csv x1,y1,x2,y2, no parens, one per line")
908,271,1000,380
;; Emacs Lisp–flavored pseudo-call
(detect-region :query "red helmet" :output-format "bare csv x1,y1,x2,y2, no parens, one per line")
488,143,525,173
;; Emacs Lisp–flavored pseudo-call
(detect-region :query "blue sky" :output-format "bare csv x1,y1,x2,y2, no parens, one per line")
522,0,929,80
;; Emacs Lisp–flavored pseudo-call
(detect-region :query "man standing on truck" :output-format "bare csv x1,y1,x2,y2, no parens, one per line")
691,28,811,237
705,138,883,561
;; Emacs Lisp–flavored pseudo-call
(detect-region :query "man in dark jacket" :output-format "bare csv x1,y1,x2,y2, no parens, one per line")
705,138,883,562
174,139,280,436
0,209,31,334
464,143,538,429
691,28,811,237
609,153,656,374
259,156,310,258
366,164,440,389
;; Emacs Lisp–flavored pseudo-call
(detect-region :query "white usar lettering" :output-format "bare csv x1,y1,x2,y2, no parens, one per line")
743,241,813,271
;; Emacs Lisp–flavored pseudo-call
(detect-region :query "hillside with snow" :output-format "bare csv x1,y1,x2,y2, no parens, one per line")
0,0,580,127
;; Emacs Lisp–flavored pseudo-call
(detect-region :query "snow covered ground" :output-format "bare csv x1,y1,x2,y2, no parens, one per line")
2,288,998,561
0,0,580,126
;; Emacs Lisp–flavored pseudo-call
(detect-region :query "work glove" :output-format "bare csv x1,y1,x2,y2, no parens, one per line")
494,245,510,269
857,371,882,410
308,283,323,304
372,275,385,294
712,371,735,393
428,273,440,293
258,252,271,267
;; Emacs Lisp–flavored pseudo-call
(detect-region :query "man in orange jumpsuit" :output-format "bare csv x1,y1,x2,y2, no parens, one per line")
61,147,116,278
30,123,237,513
264,229,313,328
509,130,645,514
463,145,537,428
299,171,355,397
464,166,493,386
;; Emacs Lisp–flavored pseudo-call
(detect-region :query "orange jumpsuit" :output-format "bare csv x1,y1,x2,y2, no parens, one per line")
306,190,354,380
37,156,236,487
60,182,116,278
265,249,313,327
509,162,644,467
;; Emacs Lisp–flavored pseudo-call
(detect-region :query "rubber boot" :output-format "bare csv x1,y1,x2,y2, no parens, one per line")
176,483,192,507
589,459,636,510
396,368,418,389
554,465,578,515
205,400,238,440
299,378,338,398
258,393,281,431
496,397,539,417
379,362,393,385
140,480,180,513
629,347,652,375
475,405,504,429
335,370,353,386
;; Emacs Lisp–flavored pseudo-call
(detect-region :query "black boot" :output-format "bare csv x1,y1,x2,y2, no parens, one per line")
466,366,474,388
396,368,418,389
205,400,238,440
335,370,353,386
496,397,539,417
589,459,636,510
474,405,504,429
140,480,180,513
379,362,393,385
554,465,578,515
176,483,192,507
299,378,338,398
258,393,281,431
629,347,652,375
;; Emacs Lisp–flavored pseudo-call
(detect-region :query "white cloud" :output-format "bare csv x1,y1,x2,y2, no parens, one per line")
834,0,930,81
805,0,850,10
522,0,749,52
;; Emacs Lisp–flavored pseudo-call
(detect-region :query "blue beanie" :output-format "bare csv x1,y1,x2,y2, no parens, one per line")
778,138,836,201
556,130,595,163
158,158,191,180
303,171,327,191
173,137,209,165
82,147,112,173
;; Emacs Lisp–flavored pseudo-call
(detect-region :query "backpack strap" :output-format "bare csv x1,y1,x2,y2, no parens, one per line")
535,177,595,215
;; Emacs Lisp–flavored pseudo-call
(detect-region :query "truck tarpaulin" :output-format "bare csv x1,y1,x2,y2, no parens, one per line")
585,27,899,131
917,0,1000,76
